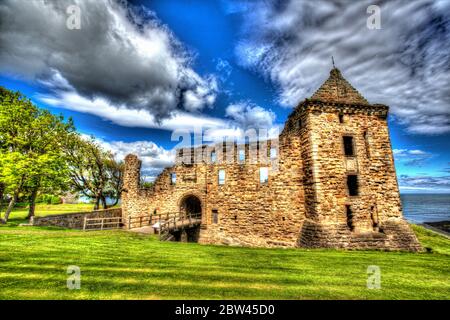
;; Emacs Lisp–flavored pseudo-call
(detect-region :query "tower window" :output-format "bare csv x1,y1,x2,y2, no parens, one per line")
347,175,359,196
298,118,303,129
363,131,370,158
346,205,354,231
238,149,245,162
371,206,379,231
212,209,218,224
343,136,355,156
210,151,216,163
260,167,269,184
218,169,225,185
270,147,277,159
339,114,344,123
170,173,176,185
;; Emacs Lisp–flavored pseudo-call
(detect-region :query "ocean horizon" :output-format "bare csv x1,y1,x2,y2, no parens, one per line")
401,193,450,223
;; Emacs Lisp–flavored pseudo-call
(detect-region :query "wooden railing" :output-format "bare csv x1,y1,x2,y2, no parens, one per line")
159,212,202,241
83,216,122,231
127,214,155,229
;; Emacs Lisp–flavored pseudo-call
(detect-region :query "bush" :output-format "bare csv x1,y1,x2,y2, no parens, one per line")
50,196,62,205
36,194,62,205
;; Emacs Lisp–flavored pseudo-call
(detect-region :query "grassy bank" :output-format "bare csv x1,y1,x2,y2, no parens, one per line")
0,222,449,299
0,203,101,225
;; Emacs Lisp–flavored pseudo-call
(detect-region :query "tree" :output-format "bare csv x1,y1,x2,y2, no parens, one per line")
0,87,74,223
65,135,123,210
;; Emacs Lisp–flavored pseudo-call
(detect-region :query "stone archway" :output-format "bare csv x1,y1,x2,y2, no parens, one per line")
177,194,202,242
179,194,202,217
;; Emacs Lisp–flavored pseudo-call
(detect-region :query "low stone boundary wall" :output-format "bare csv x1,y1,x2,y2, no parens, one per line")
32,208,122,229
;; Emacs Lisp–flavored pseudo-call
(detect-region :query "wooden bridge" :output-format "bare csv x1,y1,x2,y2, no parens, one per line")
82,212,202,241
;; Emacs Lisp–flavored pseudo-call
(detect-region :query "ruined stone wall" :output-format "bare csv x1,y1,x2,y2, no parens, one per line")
122,136,307,247
32,208,122,229
198,137,306,247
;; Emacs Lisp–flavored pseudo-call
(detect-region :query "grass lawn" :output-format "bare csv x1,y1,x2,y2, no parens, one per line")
0,203,100,226
0,219,449,299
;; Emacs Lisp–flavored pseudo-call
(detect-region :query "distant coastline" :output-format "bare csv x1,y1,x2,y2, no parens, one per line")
400,193,450,224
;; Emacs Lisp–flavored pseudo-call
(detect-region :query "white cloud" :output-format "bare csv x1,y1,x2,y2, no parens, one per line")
0,0,217,120
233,0,450,135
96,138,175,181
38,90,226,132
225,102,276,130
393,148,433,166
398,174,450,193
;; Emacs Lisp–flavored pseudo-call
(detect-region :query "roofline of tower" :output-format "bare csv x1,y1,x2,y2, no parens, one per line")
294,98,389,112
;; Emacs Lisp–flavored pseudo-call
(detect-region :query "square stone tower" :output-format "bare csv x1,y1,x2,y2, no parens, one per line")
293,67,422,251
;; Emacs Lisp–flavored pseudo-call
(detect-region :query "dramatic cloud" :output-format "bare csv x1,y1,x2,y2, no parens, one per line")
225,102,276,130
0,0,217,121
38,90,226,132
393,148,434,167
398,174,450,193
97,138,175,181
232,0,450,135
204,101,279,143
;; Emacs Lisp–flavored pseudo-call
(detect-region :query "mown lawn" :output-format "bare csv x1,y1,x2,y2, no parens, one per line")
0,203,95,223
0,221,449,300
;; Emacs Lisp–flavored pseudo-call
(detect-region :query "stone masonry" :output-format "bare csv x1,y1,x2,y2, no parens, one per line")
122,67,422,251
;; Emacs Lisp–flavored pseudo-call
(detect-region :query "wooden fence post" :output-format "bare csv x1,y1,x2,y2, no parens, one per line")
83,216,87,231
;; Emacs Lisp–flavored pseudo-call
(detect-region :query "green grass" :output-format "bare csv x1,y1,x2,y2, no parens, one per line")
0,221,449,300
0,203,99,226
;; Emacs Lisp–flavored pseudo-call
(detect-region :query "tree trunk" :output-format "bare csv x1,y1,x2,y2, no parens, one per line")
2,190,19,223
0,183,4,214
27,187,38,221
101,195,108,209
94,196,100,210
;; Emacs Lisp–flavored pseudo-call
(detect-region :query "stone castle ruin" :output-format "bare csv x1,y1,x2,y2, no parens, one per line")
122,67,422,251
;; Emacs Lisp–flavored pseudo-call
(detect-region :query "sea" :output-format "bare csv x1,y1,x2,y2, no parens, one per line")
401,194,450,224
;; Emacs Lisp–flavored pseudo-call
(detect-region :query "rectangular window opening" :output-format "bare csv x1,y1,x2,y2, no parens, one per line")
170,173,176,185
260,167,269,184
212,209,218,224
270,147,277,159
218,169,225,185
339,113,344,123
346,205,354,231
347,175,358,196
363,131,370,158
238,149,245,162
343,136,355,156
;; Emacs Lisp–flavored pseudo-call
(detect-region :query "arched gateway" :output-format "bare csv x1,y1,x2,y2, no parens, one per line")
179,194,202,218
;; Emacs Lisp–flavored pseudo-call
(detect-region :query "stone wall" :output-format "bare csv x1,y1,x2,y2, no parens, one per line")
32,208,122,229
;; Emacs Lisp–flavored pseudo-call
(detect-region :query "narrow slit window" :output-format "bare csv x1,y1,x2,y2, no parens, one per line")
298,118,303,129
363,131,370,158
218,169,225,185
210,151,216,163
343,136,354,156
212,209,218,224
260,167,269,184
339,113,344,123
238,149,245,162
170,173,176,185
347,175,358,196
346,205,354,231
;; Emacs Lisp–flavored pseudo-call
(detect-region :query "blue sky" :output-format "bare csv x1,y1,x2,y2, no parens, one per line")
0,0,449,193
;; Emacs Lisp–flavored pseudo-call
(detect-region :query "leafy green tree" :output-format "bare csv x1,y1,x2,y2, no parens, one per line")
0,86,74,223
65,134,123,210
